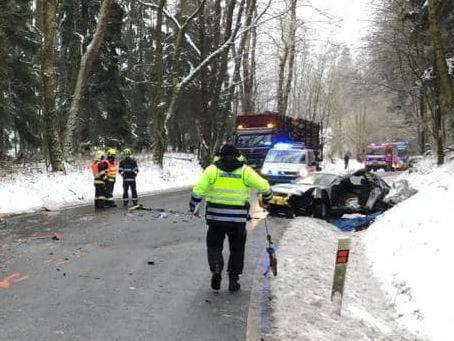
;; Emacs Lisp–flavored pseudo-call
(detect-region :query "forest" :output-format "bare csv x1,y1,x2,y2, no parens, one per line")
0,0,453,171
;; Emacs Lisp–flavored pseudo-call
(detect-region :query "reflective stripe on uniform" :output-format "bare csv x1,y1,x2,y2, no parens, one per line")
123,178,135,182
94,180,105,185
107,178,116,182
206,207,248,215
206,215,247,223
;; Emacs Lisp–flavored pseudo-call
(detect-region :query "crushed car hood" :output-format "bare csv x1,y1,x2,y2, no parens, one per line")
272,183,318,196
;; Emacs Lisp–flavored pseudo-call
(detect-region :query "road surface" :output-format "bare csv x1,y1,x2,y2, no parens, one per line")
0,189,286,341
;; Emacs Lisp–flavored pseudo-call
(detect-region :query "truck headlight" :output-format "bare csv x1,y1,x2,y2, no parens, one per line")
299,168,308,177
261,166,269,175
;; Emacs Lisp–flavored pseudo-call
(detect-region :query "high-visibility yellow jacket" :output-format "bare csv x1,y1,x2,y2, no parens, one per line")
190,164,272,223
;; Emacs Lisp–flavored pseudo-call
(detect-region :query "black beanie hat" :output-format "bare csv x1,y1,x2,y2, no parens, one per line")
219,144,239,157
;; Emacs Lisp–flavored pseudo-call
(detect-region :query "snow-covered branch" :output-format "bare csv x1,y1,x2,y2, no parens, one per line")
136,0,201,56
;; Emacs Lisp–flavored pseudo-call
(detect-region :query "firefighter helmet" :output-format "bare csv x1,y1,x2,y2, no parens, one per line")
123,148,132,156
107,148,117,157
95,150,105,160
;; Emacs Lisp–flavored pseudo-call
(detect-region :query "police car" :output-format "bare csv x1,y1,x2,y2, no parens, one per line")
260,143,319,184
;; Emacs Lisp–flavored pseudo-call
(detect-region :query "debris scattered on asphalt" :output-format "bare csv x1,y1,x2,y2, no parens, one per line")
129,286,136,290
147,261,155,265
52,232,61,241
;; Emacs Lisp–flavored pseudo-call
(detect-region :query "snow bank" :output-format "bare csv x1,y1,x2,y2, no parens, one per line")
269,218,413,340
363,155,454,340
0,153,202,215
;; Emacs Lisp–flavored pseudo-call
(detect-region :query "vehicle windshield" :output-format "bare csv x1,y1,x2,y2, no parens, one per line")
265,149,306,164
235,133,272,148
296,173,338,186
366,147,386,156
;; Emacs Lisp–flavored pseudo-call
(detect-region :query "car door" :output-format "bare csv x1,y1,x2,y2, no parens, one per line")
349,172,373,206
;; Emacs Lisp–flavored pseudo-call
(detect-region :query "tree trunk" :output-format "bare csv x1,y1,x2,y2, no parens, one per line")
151,0,167,167
241,0,257,115
428,0,452,164
64,0,114,158
42,0,64,171
428,0,453,159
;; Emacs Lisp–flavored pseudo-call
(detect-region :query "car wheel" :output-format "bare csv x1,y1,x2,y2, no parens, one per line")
267,206,279,216
313,200,329,219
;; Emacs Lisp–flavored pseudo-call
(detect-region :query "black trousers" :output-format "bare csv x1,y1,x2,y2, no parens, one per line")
206,222,247,278
105,181,115,206
94,183,106,208
123,180,138,205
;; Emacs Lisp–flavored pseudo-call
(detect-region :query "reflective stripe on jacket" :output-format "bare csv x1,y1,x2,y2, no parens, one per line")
191,165,272,223
119,157,138,181
106,160,117,181
92,160,108,184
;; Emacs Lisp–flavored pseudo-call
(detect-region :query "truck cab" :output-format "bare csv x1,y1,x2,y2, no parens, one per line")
233,112,321,169
260,143,318,184
364,143,398,171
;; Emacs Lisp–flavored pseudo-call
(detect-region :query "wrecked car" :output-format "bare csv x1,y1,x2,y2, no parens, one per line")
267,169,392,219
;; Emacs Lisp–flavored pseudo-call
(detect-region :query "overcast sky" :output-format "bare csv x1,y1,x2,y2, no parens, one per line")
301,0,373,50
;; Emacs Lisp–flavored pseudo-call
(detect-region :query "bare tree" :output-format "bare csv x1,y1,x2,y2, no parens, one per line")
42,0,64,171
64,0,115,157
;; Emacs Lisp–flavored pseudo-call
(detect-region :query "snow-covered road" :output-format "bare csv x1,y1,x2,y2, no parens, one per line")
267,217,420,340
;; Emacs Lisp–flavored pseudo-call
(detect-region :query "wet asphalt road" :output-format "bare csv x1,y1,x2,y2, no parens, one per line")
0,189,287,341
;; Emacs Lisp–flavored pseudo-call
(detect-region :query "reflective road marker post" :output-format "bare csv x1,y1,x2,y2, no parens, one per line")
331,238,351,315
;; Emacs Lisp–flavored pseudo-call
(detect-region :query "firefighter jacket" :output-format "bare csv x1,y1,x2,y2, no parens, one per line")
119,157,139,182
106,159,117,182
190,156,272,224
91,160,108,185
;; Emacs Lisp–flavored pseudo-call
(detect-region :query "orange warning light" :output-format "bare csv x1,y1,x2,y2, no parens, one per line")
336,250,349,264
266,123,274,128
237,124,244,129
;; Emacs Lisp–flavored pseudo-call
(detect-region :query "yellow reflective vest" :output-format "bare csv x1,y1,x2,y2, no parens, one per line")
191,164,272,223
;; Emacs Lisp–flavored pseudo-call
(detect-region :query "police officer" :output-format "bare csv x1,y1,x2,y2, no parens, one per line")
189,144,272,292
119,148,139,207
91,150,108,209
105,148,118,207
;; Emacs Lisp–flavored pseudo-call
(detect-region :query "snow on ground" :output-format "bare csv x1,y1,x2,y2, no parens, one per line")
0,153,202,215
363,155,454,340
268,217,417,340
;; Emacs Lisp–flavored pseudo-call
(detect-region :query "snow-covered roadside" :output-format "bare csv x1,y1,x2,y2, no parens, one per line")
0,153,202,215
268,217,417,340
363,156,454,340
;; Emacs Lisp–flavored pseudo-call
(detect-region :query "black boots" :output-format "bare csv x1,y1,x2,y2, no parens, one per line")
211,274,221,290
228,274,240,292
210,273,240,291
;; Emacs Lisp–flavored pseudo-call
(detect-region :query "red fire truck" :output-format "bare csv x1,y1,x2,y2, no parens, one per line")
364,143,399,172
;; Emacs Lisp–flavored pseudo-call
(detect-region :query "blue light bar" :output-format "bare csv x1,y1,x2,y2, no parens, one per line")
273,142,293,150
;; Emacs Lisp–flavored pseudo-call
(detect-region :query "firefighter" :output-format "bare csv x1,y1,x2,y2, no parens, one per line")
119,148,139,207
189,144,272,292
91,150,108,209
105,148,118,207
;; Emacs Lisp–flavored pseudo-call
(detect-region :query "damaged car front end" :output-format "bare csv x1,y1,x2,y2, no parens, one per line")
267,169,393,219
